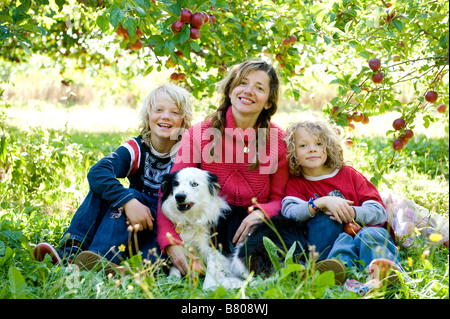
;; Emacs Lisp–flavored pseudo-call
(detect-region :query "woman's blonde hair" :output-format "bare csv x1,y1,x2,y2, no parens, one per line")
285,118,345,176
138,83,193,145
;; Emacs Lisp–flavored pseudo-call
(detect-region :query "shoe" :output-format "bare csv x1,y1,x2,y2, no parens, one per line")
74,251,126,276
369,258,401,288
33,242,84,266
316,259,347,285
33,243,62,265
343,278,378,296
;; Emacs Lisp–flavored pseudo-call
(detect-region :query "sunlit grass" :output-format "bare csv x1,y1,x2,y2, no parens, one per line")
1,103,448,300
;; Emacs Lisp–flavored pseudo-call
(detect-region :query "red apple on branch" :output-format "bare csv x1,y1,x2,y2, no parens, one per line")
369,58,381,71
171,20,184,34
425,90,438,103
130,39,142,51
191,12,204,28
403,129,414,139
180,8,192,23
437,104,446,113
189,27,200,40
352,111,364,122
344,137,354,146
361,115,370,124
392,118,406,130
209,14,216,25
392,138,404,151
371,72,384,83
135,27,143,39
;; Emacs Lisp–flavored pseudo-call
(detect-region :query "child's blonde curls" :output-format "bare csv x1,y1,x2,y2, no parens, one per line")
285,118,346,176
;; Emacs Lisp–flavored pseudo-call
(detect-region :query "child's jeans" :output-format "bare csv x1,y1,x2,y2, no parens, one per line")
327,226,405,273
61,189,160,264
307,212,344,261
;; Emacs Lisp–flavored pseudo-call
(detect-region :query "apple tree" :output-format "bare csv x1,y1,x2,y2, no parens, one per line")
1,0,448,185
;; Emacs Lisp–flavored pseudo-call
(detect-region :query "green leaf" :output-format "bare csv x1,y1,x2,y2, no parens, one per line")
19,42,31,55
0,14,13,23
391,20,403,32
313,270,334,298
351,83,360,94
20,23,43,34
263,236,282,272
284,241,297,265
8,265,27,299
358,51,370,60
330,78,345,85
55,0,65,11
280,263,305,281
164,39,175,54
109,5,124,28
96,15,109,33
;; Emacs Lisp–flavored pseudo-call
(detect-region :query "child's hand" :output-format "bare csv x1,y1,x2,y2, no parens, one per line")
123,198,154,231
320,196,355,224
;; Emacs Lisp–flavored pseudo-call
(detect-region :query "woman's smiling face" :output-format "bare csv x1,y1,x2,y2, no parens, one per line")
229,70,271,125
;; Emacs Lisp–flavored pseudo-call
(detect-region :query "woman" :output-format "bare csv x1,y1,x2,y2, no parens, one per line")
156,60,290,276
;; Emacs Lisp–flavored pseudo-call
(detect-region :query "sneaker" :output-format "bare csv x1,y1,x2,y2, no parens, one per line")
343,278,378,296
74,251,126,276
316,259,347,285
33,243,62,265
368,258,401,288
32,242,84,266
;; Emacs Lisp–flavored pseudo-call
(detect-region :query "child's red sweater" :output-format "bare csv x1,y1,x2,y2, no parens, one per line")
156,107,290,252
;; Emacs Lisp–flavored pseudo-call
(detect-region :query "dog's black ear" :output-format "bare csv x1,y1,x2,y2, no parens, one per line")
160,173,174,201
207,171,220,196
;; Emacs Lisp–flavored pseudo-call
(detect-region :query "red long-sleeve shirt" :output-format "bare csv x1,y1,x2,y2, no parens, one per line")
156,107,290,252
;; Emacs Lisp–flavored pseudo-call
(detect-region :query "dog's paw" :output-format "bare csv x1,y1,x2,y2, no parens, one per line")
169,266,182,278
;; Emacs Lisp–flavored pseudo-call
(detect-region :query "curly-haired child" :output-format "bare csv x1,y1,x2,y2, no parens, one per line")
281,117,410,295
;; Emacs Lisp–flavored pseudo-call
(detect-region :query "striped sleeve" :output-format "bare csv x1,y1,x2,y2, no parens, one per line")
121,138,141,176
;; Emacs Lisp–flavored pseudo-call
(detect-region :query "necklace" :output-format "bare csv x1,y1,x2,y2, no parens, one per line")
237,129,255,154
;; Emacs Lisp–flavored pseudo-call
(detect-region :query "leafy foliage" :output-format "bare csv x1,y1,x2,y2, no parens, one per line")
0,0,448,300
1,0,448,180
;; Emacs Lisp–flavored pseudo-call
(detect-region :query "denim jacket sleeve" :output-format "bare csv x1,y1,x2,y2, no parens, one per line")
86,143,137,209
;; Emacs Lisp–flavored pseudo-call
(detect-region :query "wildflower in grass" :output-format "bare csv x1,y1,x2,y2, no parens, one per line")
429,233,443,243
407,257,413,267
414,227,421,237
421,249,430,259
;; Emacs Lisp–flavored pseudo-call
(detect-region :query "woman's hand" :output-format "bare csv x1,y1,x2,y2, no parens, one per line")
123,198,154,231
166,244,189,276
233,209,266,245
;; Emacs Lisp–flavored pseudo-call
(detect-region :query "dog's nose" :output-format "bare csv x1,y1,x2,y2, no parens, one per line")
175,193,186,203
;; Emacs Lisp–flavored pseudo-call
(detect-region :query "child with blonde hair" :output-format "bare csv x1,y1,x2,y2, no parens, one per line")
281,117,408,295
33,83,193,272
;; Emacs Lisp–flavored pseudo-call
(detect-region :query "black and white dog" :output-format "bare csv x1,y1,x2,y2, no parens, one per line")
160,167,242,288
160,167,309,286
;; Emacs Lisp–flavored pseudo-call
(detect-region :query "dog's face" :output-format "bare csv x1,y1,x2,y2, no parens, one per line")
160,168,221,218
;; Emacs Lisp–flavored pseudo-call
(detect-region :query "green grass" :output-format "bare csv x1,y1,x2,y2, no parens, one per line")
0,107,448,300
